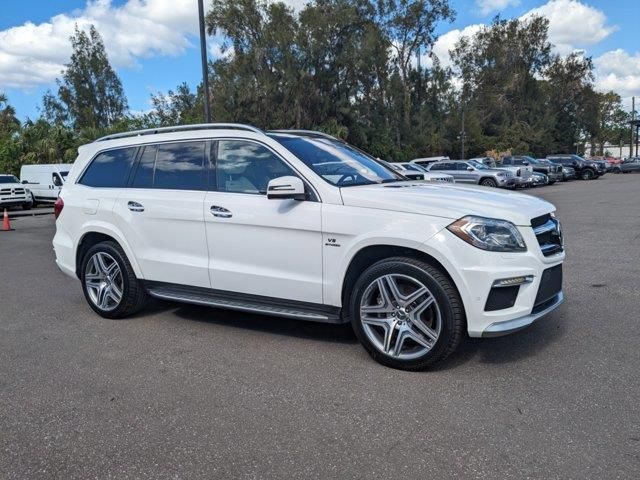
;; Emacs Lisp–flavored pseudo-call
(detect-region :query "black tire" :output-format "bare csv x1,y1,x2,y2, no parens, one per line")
613,168,621,174
480,178,497,187
349,257,465,371
22,203,32,210
80,241,148,319
580,169,595,180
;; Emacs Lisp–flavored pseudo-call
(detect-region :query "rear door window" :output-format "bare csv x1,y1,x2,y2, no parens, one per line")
129,141,206,191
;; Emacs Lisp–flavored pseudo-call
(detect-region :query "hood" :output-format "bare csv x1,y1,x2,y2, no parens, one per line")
340,182,555,226
0,182,25,189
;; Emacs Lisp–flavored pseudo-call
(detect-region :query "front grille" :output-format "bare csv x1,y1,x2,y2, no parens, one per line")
0,187,25,196
531,214,563,256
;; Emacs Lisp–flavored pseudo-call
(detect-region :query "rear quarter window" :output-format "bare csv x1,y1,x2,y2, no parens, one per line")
79,148,137,188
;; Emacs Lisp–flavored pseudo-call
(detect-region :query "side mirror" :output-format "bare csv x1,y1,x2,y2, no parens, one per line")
467,166,474,171
22,180,28,184
267,176,306,201
523,161,530,166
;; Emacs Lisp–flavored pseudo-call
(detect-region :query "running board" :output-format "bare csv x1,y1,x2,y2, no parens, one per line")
145,282,344,324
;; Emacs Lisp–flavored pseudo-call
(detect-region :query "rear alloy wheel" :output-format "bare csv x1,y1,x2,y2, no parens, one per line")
350,257,464,370
581,169,595,180
480,178,497,187
81,241,148,318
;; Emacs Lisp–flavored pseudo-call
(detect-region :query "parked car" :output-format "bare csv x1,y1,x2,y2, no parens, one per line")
409,156,449,168
473,157,534,188
52,124,564,371
20,163,73,205
427,160,516,188
531,172,549,186
385,161,427,180
0,174,33,210
612,158,640,174
558,165,577,181
546,154,603,180
503,156,563,184
400,163,455,183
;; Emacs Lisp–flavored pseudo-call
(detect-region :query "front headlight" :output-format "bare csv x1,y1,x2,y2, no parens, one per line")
447,216,527,252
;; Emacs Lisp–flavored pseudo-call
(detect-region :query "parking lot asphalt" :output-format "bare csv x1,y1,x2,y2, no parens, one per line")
1,175,639,480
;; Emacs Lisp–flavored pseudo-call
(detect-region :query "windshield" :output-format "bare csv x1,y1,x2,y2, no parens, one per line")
467,160,489,170
0,175,19,184
270,134,404,187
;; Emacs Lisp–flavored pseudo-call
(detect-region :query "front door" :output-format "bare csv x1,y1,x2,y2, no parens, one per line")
204,139,323,304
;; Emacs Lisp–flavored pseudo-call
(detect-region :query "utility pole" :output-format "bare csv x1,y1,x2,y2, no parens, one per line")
198,0,212,123
632,96,635,158
460,109,466,160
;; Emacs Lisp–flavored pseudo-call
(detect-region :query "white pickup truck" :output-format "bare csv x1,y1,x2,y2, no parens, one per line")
0,174,33,210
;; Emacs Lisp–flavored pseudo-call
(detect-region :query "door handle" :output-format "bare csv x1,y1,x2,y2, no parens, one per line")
210,205,232,218
127,201,144,212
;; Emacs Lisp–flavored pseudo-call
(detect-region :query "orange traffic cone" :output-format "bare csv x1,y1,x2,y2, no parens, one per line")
2,208,13,231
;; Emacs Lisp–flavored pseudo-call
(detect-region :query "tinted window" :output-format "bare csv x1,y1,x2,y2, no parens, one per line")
429,163,444,171
79,148,136,188
457,162,470,170
216,140,297,194
154,142,205,190
131,145,156,188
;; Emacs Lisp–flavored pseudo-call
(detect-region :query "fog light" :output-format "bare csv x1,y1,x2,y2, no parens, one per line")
492,275,534,288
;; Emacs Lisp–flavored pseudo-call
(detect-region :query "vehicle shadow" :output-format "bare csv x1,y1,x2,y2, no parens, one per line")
164,300,358,345
432,309,568,370
137,299,568,367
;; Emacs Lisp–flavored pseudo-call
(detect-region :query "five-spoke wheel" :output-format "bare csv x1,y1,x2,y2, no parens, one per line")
350,257,464,370
80,241,148,318
84,251,123,312
360,274,441,360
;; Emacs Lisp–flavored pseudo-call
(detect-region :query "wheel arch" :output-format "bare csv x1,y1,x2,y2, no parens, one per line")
339,244,461,318
75,227,143,280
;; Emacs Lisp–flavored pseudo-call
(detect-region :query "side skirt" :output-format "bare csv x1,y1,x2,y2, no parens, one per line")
144,281,345,324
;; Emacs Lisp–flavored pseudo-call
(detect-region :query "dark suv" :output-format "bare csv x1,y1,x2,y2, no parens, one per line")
546,154,604,180
502,156,563,184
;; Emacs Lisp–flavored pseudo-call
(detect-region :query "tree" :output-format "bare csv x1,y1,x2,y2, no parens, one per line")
451,16,553,157
44,25,128,130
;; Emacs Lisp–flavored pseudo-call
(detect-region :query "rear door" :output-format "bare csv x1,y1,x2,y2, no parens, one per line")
113,141,210,288
204,139,323,304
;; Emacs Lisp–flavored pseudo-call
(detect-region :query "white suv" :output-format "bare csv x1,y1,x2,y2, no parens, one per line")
53,124,565,370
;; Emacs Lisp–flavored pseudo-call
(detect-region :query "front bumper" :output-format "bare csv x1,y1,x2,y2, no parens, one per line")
546,172,563,182
481,291,564,337
423,227,565,338
497,177,516,188
0,196,30,208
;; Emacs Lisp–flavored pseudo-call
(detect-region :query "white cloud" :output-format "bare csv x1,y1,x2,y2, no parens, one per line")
424,24,484,69
593,49,640,100
476,0,520,16
521,0,617,54
0,0,200,89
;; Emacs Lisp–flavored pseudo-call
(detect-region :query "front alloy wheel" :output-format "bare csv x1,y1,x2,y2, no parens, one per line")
360,274,441,360
350,257,464,370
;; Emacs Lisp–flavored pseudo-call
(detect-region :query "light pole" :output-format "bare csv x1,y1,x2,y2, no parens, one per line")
198,0,212,123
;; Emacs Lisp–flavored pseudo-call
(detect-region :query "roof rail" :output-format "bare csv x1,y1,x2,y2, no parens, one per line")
95,123,264,142
268,129,339,141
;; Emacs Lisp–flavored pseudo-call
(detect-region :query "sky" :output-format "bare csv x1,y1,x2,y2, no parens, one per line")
1,0,638,120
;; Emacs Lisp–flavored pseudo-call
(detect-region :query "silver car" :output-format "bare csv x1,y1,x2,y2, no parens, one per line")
427,160,516,188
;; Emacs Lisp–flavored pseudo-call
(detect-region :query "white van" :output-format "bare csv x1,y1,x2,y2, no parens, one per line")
20,164,73,204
